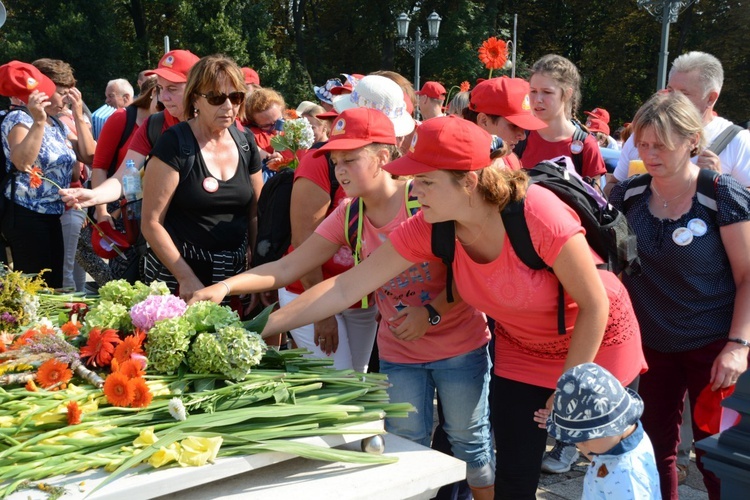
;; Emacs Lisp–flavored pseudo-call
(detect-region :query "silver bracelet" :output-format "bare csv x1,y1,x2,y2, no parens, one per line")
218,280,231,296
727,337,750,348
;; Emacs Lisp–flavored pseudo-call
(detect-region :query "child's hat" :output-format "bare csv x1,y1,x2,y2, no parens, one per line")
546,363,643,444
91,222,131,259
312,107,396,157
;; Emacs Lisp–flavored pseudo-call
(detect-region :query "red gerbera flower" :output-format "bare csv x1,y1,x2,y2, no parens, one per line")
29,166,44,189
478,37,508,71
117,359,146,379
79,328,122,367
460,81,471,93
103,372,134,407
113,331,146,365
129,377,153,408
36,359,73,389
66,401,82,425
61,320,82,338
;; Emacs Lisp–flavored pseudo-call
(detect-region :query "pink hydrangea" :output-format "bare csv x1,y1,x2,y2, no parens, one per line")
129,294,187,331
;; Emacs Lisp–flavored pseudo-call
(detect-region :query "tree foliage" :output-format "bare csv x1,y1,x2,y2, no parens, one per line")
0,0,747,123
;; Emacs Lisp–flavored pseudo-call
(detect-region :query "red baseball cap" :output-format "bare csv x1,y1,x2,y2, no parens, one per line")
469,77,546,130
316,109,339,120
415,81,447,100
144,50,200,83
384,116,492,176
0,61,56,105
91,223,130,259
312,107,396,157
242,67,260,86
586,117,610,136
584,107,610,124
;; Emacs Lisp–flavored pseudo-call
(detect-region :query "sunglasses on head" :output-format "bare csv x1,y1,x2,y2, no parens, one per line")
198,91,246,106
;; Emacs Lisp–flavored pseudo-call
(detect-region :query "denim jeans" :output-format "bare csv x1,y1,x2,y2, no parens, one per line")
380,345,495,488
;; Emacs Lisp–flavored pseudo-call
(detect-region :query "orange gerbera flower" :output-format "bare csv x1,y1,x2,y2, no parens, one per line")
29,166,43,189
460,81,471,93
478,37,508,71
36,359,73,389
117,359,146,379
284,108,299,119
103,372,134,407
25,380,38,392
66,401,82,425
113,331,146,365
61,320,82,338
80,328,122,367
129,377,153,408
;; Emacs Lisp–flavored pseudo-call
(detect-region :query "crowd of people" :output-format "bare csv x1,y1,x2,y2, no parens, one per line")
1,47,749,500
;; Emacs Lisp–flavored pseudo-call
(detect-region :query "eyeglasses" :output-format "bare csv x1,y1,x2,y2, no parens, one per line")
256,118,284,134
198,91,246,106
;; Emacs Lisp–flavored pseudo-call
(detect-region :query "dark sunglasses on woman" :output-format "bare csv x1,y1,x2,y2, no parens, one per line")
198,91,246,106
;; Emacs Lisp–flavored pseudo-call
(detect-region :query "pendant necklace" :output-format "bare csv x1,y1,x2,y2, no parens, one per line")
651,175,695,208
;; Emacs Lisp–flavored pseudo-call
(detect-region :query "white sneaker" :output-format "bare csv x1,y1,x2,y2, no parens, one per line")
541,441,579,474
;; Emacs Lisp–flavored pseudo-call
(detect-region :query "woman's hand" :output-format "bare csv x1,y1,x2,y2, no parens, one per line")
26,90,50,124
389,306,431,342
59,187,97,209
177,274,206,303
710,343,749,390
65,87,85,118
189,282,227,305
313,316,339,356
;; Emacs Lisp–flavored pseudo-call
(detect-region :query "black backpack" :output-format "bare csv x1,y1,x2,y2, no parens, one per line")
252,143,339,267
106,105,138,178
432,158,640,334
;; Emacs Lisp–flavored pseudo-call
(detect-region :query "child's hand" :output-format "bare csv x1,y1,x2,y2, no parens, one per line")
533,408,551,429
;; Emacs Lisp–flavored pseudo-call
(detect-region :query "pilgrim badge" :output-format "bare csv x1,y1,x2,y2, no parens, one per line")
202,177,219,193
688,218,708,237
672,227,694,246
570,140,584,155
597,463,609,478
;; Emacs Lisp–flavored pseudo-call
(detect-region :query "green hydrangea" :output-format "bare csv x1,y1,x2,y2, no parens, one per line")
216,325,267,381
187,332,227,374
84,300,133,332
98,279,171,308
146,317,194,373
183,301,241,334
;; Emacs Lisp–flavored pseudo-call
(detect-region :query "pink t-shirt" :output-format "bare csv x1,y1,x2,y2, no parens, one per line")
389,184,646,388
521,130,606,178
316,188,490,364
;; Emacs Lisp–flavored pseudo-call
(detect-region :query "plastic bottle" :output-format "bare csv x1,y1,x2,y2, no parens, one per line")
122,159,142,221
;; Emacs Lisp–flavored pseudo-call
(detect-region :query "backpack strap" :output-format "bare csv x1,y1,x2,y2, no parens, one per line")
147,112,166,150
620,173,653,214
227,124,252,172
708,124,743,156
173,121,197,185
501,197,566,335
696,167,720,214
108,105,138,178
431,221,456,303
571,126,589,177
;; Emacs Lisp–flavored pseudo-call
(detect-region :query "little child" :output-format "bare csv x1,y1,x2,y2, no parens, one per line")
546,363,661,499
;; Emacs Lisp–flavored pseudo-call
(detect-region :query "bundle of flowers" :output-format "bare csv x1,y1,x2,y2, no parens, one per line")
0,265,49,332
269,117,315,170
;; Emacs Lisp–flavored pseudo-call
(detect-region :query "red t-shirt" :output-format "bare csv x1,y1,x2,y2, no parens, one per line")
127,110,180,156
389,185,646,389
521,130,606,177
92,108,139,173
283,151,353,296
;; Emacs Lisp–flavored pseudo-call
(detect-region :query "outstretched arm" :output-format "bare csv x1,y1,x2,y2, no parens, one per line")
261,240,413,338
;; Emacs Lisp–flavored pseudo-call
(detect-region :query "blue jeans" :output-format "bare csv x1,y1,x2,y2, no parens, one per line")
380,345,495,488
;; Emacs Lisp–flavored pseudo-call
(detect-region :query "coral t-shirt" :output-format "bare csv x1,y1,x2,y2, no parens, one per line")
316,190,490,364
283,151,354,296
389,184,646,388
92,108,139,173
127,110,180,157
521,130,606,178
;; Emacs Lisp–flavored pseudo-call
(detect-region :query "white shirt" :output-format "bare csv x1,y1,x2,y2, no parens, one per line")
613,116,750,186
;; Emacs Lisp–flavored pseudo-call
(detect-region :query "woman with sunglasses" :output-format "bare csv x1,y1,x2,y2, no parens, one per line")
138,55,262,304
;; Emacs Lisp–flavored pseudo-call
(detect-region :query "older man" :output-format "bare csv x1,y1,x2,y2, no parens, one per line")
90,78,134,139
606,52,750,195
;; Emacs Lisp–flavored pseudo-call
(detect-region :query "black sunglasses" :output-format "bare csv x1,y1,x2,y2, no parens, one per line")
198,91,246,106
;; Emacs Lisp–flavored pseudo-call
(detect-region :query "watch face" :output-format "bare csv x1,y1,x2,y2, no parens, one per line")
429,315,441,326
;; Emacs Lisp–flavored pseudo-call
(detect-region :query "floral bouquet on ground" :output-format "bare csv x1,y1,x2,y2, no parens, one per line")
0,265,48,333
269,115,315,170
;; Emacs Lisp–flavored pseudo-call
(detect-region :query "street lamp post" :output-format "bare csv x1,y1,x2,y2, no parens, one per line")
396,11,442,92
637,0,698,90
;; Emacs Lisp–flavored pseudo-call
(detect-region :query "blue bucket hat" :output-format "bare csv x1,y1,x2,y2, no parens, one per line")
547,363,644,443
313,78,343,105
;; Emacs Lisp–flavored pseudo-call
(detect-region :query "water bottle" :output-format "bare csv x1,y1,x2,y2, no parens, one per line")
121,160,142,243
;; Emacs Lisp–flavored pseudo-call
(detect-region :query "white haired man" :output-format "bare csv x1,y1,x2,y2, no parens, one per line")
606,51,750,195
90,78,134,139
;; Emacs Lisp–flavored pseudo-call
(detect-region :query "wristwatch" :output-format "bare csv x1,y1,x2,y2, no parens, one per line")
424,304,441,326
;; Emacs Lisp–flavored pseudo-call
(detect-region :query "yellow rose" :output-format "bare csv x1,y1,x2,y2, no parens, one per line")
177,436,223,467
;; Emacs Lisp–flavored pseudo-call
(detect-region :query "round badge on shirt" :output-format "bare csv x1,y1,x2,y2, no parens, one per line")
672,227,694,246
687,218,708,237
570,140,584,155
202,177,219,193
